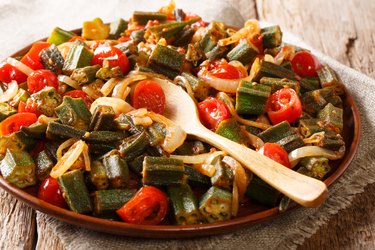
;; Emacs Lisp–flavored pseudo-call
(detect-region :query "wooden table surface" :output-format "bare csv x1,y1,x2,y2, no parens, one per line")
0,0,374,249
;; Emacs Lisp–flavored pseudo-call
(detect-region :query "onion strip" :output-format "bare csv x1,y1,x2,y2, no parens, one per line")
101,78,119,96
217,92,270,130
112,75,147,99
288,146,345,168
56,138,79,161
82,143,91,171
6,57,33,76
58,75,81,90
0,80,18,102
222,156,250,202
90,97,134,115
50,140,86,178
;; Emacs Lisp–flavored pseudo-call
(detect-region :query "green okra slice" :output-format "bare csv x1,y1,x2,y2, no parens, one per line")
199,186,232,223
215,118,248,145
142,156,185,186
9,89,29,107
21,122,47,139
246,176,281,207
251,60,297,82
108,18,128,39
180,72,210,102
168,184,204,225
298,157,331,180
47,27,76,45
89,160,109,190
146,122,165,147
36,150,55,182
227,40,259,65
148,18,199,40
58,169,93,213
103,153,129,189
132,11,167,25
184,166,211,187
260,25,283,49
209,155,233,190
0,131,37,157
40,44,65,74
235,81,271,115
149,44,184,72
46,122,86,140
30,86,63,117
259,77,300,94
70,65,101,85
0,103,16,122
89,105,116,131
55,96,92,130
0,149,36,188
172,26,195,47
317,103,343,134
317,65,340,88
199,21,227,53
63,41,93,74
299,119,325,138
92,188,136,214
118,131,149,161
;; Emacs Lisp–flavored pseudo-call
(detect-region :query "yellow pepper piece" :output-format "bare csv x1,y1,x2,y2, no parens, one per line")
82,18,109,40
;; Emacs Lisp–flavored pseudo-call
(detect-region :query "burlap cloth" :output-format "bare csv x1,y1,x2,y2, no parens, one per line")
1,0,374,249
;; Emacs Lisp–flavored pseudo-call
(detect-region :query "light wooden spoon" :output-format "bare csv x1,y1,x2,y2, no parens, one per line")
154,77,328,208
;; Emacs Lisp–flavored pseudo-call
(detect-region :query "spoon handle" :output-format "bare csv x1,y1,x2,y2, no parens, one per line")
188,123,328,208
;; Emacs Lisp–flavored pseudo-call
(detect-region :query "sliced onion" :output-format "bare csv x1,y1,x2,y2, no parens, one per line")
217,92,270,130
0,80,18,102
147,112,186,153
231,180,239,216
193,164,217,177
82,142,91,171
50,140,86,178
101,78,119,97
170,151,225,165
127,108,148,117
222,156,250,202
112,75,147,99
56,138,79,161
37,115,58,125
58,75,81,90
242,129,264,150
6,57,33,76
288,146,345,168
303,132,325,144
218,19,260,46
132,116,153,126
90,97,133,115
174,75,197,104
264,54,275,63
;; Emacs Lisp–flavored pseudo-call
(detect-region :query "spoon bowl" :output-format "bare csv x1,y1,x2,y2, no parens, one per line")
154,77,328,208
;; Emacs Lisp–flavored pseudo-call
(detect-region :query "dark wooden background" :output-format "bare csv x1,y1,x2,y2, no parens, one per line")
0,0,374,249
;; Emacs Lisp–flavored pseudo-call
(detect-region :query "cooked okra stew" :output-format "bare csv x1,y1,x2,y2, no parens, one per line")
0,1,347,225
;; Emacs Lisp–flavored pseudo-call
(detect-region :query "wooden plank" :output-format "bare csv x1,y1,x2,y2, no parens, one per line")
0,189,36,250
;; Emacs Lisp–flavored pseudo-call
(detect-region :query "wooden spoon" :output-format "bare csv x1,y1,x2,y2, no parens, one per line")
155,78,328,208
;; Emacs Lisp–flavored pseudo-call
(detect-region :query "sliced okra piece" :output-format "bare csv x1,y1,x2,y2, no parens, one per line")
46,122,85,140
118,131,149,161
251,60,297,82
47,27,76,45
276,133,304,153
142,156,185,186
36,150,55,182
40,44,65,74
298,157,331,180
89,105,116,131
148,18,199,39
70,65,101,85
168,184,204,225
103,152,129,189
236,81,271,115
108,18,128,39
199,186,232,223
58,169,93,213
128,154,147,174
299,119,325,138
30,86,63,117
62,41,93,75
205,45,229,62
149,44,184,72
246,176,281,207
92,188,137,215
317,65,340,88
215,118,248,145
209,155,233,190
180,72,210,102
199,21,227,53
84,131,129,144
21,122,47,139
184,166,211,187
89,160,109,190
172,26,195,47
227,40,259,65
0,131,37,157
260,25,282,49
55,96,92,130
259,77,300,94
0,149,36,188
132,11,167,25
0,103,16,122
146,122,165,147
317,103,343,134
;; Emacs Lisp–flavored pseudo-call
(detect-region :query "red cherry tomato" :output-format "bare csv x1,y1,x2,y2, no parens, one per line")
92,46,130,74
258,143,291,168
38,177,67,208
291,51,321,77
0,112,37,136
131,80,166,114
63,90,93,108
20,41,50,70
207,60,246,79
116,186,168,225
27,69,58,94
0,62,27,84
198,97,230,130
249,33,263,52
267,88,302,125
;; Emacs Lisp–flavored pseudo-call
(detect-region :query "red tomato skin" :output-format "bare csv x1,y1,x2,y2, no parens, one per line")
0,62,27,84
131,80,166,114
259,143,291,168
267,88,302,125
27,69,58,94
63,90,93,108
116,186,168,225
38,177,67,208
291,51,321,77
0,112,38,136
198,97,230,130
207,60,246,79
92,46,130,74
20,41,50,70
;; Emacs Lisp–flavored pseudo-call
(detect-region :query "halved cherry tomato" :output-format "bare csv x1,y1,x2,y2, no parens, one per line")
92,46,130,74
116,186,168,225
198,97,230,130
258,143,291,168
207,60,246,79
20,99,42,117
63,90,93,108
0,112,37,136
38,177,67,208
291,51,321,77
249,33,263,52
20,41,50,70
27,69,58,94
267,88,302,125
131,80,166,114
0,62,27,84
118,36,131,43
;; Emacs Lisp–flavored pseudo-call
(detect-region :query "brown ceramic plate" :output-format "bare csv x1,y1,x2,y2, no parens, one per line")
0,34,360,238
